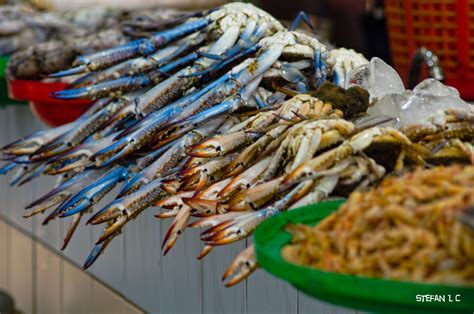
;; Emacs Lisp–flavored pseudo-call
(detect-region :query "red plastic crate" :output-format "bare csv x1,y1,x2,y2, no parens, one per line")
385,0,474,99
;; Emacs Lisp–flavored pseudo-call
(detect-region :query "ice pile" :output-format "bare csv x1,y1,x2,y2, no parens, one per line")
350,57,473,128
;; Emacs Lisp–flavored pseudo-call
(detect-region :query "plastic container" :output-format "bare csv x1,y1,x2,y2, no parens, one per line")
255,200,474,314
7,79,92,127
385,0,474,99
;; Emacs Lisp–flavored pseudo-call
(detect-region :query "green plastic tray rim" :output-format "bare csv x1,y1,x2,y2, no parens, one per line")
254,200,474,314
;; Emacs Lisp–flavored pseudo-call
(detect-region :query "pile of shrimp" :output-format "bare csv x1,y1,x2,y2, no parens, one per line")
283,165,474,286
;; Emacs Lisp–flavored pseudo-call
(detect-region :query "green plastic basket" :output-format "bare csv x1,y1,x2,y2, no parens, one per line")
255,201,474,314
0,56,25,106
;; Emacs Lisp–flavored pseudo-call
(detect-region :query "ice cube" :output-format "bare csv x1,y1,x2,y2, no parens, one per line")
413,79,460,98
398,94,431,127
367,93,406,126
350,57,405,101
414,79,471,113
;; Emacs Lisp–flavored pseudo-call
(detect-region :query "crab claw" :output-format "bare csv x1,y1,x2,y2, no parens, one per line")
89,177,164,225
155,191,193,218
83,234,115,270
48,64,88,78
197,245,213,260
227,178,282,212
222,245,257,287
187,131,262,158
155,209,179,219
188,212,245,229
1,122,75,156
155,192,193,210
87,199,125,225
201,209,277,246
161,179,181,194
61,213,84,250
25,169,103,217
151,121,193,150
47,132,120,175
59,167,128,218
183,197,219,217
161,205,192,255
29,140,71,161
218,157,271,200
97,215,128,244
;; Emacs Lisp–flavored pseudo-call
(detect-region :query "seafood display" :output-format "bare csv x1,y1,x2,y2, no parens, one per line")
0,1,473,289
6,7,187,79
283,165,474,286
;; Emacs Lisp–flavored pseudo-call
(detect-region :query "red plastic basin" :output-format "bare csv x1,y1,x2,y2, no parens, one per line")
7,79,92,127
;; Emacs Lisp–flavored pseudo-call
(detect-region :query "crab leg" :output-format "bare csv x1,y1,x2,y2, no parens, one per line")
50,17,213,77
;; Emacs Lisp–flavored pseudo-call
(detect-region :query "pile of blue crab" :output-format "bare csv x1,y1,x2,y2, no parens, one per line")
1,2,473,286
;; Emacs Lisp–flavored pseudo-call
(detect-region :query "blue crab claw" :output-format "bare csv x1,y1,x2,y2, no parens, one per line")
36,169,108,224
52,75,152,100
24,169,105,219
30,140,71,161
0,162,17,175
46,132,120,175
42,199,70,225
83,235,115,269
61,213,83,250
59,167,128,217
2,122,75,156
86,197,127,225
96,215,128,244
59,199,91,218
47,64,88,78
289,11,314,31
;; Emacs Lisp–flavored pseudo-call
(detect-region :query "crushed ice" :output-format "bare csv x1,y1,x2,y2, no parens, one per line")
350,57,473,128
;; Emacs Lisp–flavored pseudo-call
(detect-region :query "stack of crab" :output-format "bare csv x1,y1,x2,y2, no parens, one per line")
0,2,472,287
